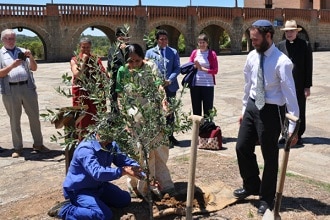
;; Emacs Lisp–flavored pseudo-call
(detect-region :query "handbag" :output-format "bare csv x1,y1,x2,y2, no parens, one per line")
198,121,222,150
180,62,197,88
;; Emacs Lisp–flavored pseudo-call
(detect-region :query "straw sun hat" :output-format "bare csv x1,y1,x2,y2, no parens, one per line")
280,20,302,31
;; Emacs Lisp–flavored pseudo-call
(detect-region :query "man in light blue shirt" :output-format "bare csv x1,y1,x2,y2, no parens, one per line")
0,29,49,158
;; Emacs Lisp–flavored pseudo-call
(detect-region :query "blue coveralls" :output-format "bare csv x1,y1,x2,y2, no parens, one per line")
58,137,140,220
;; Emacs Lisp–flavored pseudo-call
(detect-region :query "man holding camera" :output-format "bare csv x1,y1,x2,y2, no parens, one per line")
0,29,49,158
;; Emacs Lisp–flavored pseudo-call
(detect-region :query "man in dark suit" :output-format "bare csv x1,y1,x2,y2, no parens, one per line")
145,29,181,148
277,20,313,146
107,26,130,113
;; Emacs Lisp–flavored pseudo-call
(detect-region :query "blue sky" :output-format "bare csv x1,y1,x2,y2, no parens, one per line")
8,0,244,36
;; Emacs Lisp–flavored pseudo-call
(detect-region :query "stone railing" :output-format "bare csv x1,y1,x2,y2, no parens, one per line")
0,4,45,16
242,7,275,21
146,6,187,20
1,3,330,23
57,4,136,17
197,6,233,20
319,10,330,23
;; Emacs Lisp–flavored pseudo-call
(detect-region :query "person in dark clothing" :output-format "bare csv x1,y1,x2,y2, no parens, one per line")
107,26,130,113
277,20,313,146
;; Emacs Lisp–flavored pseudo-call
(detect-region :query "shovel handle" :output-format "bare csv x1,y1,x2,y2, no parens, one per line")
186,115,204,219
273,113,300,216
284,113,300,151
285,113,299,123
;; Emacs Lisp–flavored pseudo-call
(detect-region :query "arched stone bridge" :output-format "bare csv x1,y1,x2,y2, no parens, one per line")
1,3,330,61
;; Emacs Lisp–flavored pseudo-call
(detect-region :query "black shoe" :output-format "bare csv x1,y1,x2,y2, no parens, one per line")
47,200,70,218
169,136,180,146
278,137,285,145
233,188,259,199
257,200,269,216
0,146,6,153
296,138,303,146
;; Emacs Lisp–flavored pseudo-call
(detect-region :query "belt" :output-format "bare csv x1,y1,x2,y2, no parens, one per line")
9,80,28,86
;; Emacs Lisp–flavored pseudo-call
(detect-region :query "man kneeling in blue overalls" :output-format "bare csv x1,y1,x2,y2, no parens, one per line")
48,132,144,219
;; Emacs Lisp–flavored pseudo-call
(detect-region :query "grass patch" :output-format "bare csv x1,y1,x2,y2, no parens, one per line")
174,155,190,163
286,172,330,192
258,166,330,192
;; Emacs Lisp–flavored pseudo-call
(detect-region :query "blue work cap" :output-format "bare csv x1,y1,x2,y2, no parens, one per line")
252,19,273,27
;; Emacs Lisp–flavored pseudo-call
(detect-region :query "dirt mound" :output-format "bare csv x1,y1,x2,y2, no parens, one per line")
0,151,329,219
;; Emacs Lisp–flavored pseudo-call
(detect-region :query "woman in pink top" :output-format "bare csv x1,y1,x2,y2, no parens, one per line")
188,33,218,117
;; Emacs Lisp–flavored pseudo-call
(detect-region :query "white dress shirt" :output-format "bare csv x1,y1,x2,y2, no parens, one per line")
242,43,299,132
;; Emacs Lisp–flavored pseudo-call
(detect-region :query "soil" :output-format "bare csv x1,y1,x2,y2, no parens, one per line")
0,149,329,220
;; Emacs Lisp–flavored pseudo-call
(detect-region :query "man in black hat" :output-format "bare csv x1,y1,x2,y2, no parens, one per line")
277,20,313,146
233,20,299,215
107,26,130,113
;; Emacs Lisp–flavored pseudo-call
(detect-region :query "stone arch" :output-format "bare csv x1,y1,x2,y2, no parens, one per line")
242,19,281,52
69,24,105,53
242,18,313,52
146,19,187,53
67,21,138,58
85,21,136,43
196,20,233,54
242,19,269,52
0,23,50,61
242,20,255,52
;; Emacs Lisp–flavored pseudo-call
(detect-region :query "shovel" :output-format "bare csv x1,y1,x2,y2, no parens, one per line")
186,115,204,220
263,113,300,220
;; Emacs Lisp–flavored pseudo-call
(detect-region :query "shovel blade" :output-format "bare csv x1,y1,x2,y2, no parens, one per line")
262,209,281,220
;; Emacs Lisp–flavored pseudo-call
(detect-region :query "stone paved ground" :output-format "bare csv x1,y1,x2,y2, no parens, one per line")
0,52,329,218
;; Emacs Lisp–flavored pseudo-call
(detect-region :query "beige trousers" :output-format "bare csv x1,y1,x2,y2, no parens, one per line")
127,143,174,196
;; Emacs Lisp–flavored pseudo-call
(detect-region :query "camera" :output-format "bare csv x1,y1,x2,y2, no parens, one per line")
18,52,27,61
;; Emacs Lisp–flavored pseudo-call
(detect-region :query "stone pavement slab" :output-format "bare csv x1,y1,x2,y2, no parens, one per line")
174,52,330,184
0,52,329,187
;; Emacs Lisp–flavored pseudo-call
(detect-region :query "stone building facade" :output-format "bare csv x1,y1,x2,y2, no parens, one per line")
1,4,330,61
244,0,330,10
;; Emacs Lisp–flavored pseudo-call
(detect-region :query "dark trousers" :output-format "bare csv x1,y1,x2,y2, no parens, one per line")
280,90,306,139
165,88,176,136
236,98,281,205
189,86,214,117
110,72,119,113
296,90,306,138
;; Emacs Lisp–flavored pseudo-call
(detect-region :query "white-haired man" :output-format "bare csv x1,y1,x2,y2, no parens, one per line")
0,29,49,158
